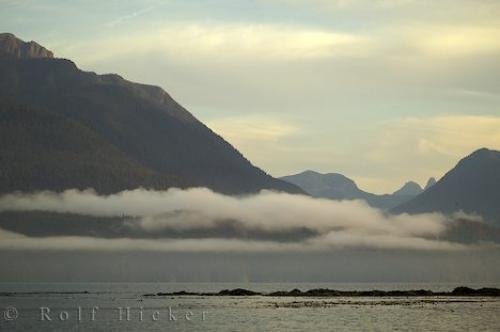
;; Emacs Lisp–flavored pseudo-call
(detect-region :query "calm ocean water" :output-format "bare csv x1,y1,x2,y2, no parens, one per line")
1,282,500,331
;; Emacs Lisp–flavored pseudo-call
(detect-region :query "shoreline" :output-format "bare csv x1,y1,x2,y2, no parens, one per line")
2,286,499,298
144,286,500,297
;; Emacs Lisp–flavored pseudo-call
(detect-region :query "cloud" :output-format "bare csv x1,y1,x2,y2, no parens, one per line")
269,0,418,9
23,2,499,195
60,22,367,66
105,6,155,27
207,115,299,142
273,0,499,15
265,1,500,58
73,20,500,66
0,188,470,251
449,89,500,100
206,115,300,166
409,25,500,57
0,228,303,252
370,115,500,160
0,227,465,252
357,115,500,190
60,19,500,70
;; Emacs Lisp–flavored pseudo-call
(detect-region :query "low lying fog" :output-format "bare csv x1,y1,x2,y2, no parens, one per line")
0,188,480,252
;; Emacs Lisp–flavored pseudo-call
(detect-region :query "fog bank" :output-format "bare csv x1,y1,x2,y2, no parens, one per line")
0,188,479,251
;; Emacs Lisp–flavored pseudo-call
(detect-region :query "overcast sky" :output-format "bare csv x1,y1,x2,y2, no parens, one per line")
1,0,499,193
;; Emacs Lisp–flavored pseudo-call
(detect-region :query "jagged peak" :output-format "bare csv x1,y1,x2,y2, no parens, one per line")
392,181,423,196
424,177,437,190
0,32,54,59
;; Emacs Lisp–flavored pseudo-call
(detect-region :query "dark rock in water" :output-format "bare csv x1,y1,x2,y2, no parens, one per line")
144,287,500,298
154,290,200,296
268,291,289,297
171,291,200,296
304,288,342,297
268,288,303,297
360,290,387,297
476,288,500,296
408,289,434,296
451,287,500,296
451,287,476,296
288,288,303,296
218,288,260,296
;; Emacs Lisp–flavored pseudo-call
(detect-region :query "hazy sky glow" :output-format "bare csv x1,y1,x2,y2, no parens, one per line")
1,0,500,193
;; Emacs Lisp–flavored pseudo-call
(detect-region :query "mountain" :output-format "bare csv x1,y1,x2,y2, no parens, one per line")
280,170,421,210
393,148,500,226
0,33,303,195
0,101,187,193
0,33,53,59
392,181,423,196
424,177,437,190
280,171,363,200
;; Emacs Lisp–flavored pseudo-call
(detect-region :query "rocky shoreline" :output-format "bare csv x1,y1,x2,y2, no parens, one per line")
144,287,500,297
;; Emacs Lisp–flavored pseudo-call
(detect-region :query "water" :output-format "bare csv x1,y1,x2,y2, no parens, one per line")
1,282,500,331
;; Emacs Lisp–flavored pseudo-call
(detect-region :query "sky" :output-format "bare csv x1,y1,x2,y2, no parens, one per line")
1,0,500,193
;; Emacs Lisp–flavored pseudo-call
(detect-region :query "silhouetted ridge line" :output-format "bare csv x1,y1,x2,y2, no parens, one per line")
280,171,424,210
393,148,500,226
0,33,304,195
144,287,500,297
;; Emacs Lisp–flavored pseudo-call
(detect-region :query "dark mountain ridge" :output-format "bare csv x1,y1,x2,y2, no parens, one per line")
424,177,437,190
393,148,500,226
392,181,423,197
0,101,186,193
0,33,53,59
0,33,303,195
280,170,427,210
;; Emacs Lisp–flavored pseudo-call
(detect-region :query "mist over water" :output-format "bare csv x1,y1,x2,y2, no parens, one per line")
0,188,498,283
0,188,474,251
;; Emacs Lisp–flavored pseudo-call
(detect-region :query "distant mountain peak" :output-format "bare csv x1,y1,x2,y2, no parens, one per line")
466,148,499,161
392,181,423,196
280,171,359,198
424,177,437,190
280,171,422,210
299,170,322,176
393,148,500,226
0,33,54,59
470,147,493,155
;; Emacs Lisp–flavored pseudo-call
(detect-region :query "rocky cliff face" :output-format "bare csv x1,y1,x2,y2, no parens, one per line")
0,33,54,59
